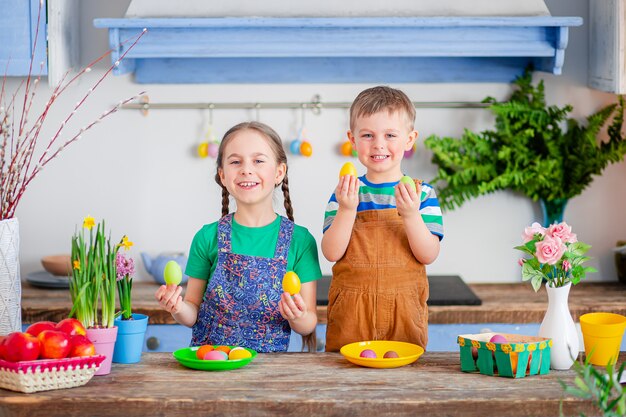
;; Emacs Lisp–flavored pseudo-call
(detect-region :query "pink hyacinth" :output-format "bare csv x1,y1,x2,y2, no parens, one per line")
116,253,135,280
547,222,577,244
535,235,566,265
522,222,546,243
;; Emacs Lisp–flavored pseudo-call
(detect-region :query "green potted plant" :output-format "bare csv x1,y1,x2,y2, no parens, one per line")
112,246,150,364
70,216,125,375
424,69,626,226
560,356,625,417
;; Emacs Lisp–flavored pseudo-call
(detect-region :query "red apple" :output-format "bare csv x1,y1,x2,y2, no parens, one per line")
4,332,41,362
69,335,96,357
55,318,86,337
0,336,7,360
25,321,57,337
38,330,71,359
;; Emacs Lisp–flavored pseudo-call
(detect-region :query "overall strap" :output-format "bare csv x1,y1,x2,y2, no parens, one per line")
217,214,233,254
273,216,294,261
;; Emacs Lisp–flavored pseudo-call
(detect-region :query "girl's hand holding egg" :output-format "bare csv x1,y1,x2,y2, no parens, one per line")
279,272,307,322
164,260,183,286
154,278,184,314
282,271,301,296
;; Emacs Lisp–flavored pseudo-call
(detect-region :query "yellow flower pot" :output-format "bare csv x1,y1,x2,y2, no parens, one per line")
579,312,626,366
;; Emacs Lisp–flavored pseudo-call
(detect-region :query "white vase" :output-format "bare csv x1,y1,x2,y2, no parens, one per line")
0,218,22,335
538,282,579,370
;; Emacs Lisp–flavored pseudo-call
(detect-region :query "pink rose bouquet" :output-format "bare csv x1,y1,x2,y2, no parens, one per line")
515,222,596,291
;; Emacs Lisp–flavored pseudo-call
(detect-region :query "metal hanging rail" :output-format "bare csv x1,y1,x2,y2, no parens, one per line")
122,95,489,115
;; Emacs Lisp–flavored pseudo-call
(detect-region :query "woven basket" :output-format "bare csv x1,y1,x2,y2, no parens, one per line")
0,355,105,393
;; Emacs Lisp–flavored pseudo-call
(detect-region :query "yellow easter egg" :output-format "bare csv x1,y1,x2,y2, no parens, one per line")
229,347,252,360
282,271,301,296
197,142,209,158
339,162,357,179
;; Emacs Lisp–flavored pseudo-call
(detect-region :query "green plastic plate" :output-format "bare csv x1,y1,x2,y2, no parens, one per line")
172,346,257,371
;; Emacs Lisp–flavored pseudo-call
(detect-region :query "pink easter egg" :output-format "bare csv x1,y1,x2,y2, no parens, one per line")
489,334,508,344
203,350,228,360
207,142,219,158
359,349,377,359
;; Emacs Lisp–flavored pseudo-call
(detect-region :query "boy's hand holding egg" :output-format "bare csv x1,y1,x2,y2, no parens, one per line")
339,162,357,179
400,175,417,193
395,176,421,217
335,163,359,211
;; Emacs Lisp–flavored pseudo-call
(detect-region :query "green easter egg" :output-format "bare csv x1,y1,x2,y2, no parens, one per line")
164,260,183,285
400,175,417,192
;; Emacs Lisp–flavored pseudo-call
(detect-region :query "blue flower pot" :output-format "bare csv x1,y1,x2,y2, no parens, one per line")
112,313,149,364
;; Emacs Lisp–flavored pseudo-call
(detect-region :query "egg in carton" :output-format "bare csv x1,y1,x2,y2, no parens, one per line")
456,332,552,378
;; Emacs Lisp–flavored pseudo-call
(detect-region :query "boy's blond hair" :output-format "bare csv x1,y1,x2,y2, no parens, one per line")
349,86,416,131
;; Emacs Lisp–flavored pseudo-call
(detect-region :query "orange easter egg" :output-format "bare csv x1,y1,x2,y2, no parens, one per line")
300,141,313,157
340,141,353,156
196,344,214,359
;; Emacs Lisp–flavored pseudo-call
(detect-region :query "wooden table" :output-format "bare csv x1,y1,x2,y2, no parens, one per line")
21,281,626,324
0,351,619,417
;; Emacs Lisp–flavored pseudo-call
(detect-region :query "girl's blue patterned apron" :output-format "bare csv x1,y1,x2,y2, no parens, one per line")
191,214,293,352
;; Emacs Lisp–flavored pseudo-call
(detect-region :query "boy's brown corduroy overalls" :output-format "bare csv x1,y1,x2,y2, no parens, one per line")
325,208,429,352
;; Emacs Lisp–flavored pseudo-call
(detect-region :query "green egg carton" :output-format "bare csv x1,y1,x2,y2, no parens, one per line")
457,333,552,378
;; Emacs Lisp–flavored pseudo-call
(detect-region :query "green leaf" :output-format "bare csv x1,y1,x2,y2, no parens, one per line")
531,275,543,292
569,242,592,256
423,70,626,210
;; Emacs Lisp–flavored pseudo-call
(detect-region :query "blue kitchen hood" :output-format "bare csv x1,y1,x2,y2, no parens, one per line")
93,16,582,84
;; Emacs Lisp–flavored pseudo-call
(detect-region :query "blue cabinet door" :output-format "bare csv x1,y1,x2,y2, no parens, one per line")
0,0,47,76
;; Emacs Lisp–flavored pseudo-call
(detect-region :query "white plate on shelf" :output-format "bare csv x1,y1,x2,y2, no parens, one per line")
25,271,70,289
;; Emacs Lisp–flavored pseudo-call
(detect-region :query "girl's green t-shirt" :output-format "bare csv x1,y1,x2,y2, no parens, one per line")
185,215,322,284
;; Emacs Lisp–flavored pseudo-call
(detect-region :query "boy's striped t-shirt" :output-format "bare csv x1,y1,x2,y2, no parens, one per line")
323,175,444,240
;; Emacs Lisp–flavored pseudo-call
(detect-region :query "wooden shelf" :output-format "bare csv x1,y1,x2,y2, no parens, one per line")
93,16,582,83
20,281,626,325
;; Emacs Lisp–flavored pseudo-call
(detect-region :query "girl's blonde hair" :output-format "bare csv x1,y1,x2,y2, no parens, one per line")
215,122,317,352
215,121,294,221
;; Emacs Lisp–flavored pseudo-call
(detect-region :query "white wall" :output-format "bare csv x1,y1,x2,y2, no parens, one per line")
10,0,626,284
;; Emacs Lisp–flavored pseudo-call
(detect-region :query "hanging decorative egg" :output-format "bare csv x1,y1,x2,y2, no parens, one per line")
197,142,209,158
404,143,417,158
207,142,220,158
300,141,313,157
340,140,354,157
290,139,302,155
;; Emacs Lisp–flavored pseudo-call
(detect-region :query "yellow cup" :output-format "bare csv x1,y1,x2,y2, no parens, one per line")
579,312,626,365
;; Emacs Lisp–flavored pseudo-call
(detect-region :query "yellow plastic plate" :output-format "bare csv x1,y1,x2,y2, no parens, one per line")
173,346,257,371
340,340,424,369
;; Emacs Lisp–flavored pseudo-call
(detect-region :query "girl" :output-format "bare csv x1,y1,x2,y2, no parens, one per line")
155,122,321,352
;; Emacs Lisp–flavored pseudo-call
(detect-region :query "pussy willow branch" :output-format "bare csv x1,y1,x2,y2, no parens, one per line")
0,27,148,220
18,0,44,139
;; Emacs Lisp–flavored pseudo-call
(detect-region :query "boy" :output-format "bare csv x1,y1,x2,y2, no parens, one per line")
321,86,443,352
